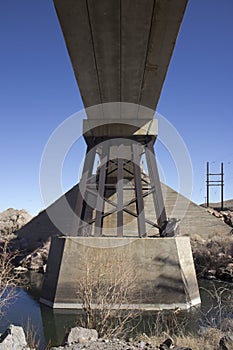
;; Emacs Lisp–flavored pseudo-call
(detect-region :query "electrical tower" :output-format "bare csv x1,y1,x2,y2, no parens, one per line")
206,162,224,210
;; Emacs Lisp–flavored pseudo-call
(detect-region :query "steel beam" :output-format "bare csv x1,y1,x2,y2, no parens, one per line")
145,139,167,233
94,142,109,236
70,144,96,236
117,149,124,236
132,142,146,237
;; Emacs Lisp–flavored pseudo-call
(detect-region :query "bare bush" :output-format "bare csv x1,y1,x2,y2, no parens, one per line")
76,248,141,338
199,283,233,330
0,239,21,315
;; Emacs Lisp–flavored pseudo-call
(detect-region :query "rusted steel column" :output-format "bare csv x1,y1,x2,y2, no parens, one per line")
94,142,109,236
71,144,96,236
145,139,167,233
117,145,124,236
132,142,146,237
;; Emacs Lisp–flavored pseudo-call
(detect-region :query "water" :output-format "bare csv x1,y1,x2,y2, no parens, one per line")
0,272,82,349
0,273,232,350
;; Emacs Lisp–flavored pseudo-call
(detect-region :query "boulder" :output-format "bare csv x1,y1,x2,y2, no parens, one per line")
63,327,98,345
0,324,31,350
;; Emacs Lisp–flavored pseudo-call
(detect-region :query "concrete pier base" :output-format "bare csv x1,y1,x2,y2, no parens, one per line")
40,236,201,310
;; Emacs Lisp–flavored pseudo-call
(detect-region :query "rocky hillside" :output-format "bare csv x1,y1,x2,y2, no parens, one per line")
0,208,32,237
201,199,233,211
190,200,233,282
200,199,233,228
206,208,233,228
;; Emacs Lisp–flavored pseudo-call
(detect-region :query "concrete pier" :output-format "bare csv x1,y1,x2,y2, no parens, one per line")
40,236,201,310
38,0,201,311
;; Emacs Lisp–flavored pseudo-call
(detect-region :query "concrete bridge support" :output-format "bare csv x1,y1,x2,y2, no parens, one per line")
40,0,201,310
40,119,201,310
40,236,201,310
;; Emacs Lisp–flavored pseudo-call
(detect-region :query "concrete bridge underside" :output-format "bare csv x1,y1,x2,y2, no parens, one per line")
53,0,187,113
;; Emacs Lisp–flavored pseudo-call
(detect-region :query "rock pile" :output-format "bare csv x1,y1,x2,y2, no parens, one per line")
192,236,233,282
1,325,233,350
18,238,50,272
0,208,32,237
207,208,233,229
3,326,193,350
50,327,192,350
192,205,233,282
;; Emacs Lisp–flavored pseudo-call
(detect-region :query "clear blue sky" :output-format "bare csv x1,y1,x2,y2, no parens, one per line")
0,0,233,216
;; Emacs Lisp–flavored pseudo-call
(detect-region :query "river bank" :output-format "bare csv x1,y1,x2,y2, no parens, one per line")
1,206,233,349
1,323,232,350
0,275,233,350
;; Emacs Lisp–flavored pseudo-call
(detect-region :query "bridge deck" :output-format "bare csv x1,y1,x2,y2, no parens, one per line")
53,0,187,117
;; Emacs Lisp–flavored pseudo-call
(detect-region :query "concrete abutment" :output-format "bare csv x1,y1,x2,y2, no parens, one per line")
40,236,201,310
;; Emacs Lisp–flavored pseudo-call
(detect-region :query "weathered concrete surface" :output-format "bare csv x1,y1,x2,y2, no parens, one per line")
83,119,158,139
40,236,200,310
53,0,188,112
162,183,232,239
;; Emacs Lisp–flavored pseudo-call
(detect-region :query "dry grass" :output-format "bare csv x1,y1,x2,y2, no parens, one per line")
136,283,233,350
138,328,223,349
24,319,41,350
137,318,224,350
170,328,223,350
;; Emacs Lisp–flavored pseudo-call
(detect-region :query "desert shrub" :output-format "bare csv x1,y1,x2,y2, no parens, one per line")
0,239,21,315
199,283,233,330
76,248,141,338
